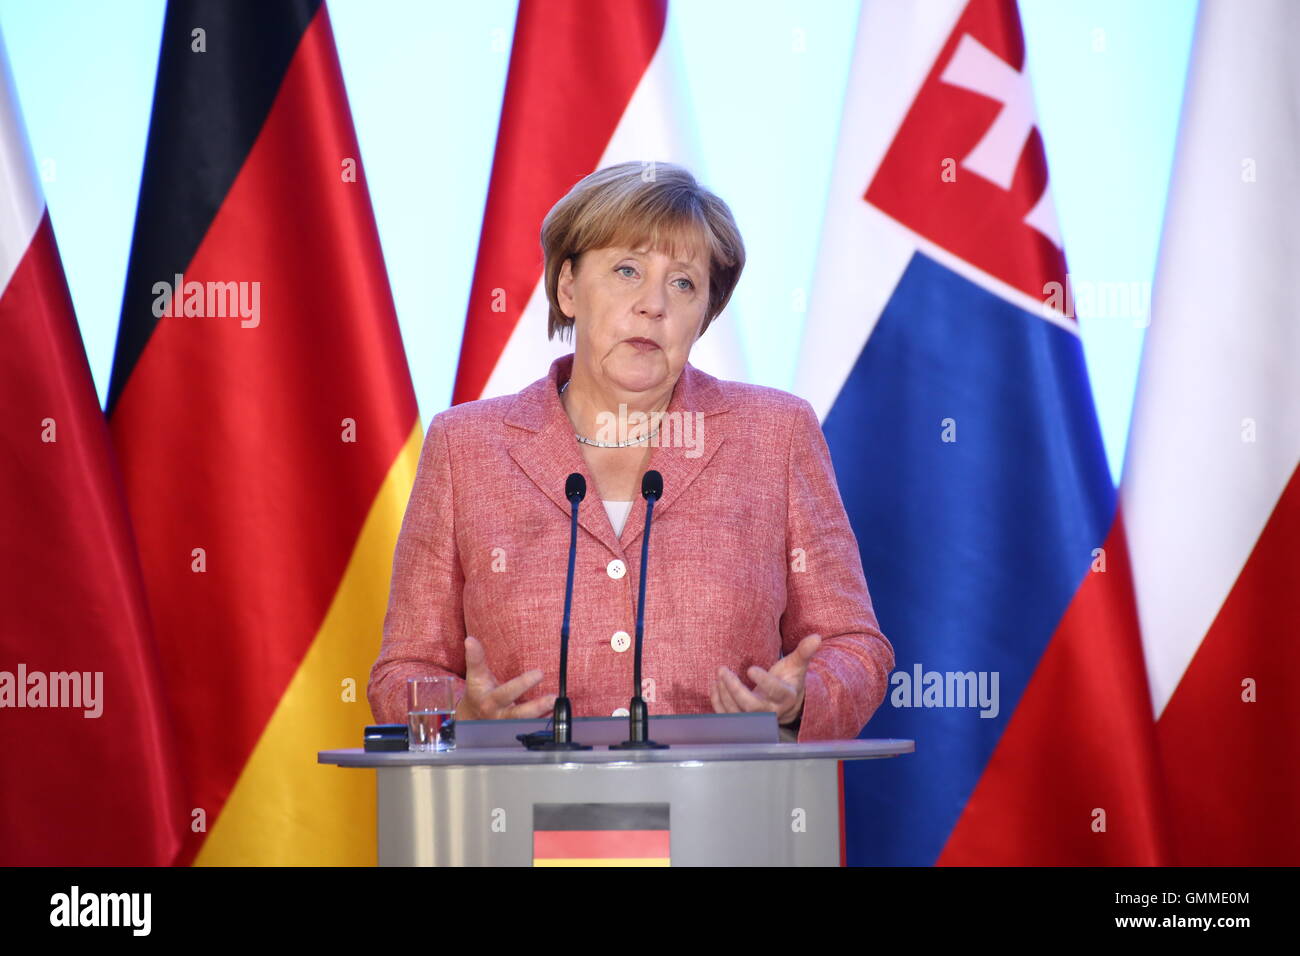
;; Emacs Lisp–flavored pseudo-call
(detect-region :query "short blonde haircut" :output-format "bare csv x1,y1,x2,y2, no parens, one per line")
540,161,746,342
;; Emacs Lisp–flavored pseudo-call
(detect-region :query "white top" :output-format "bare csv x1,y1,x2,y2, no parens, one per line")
603,499,634,537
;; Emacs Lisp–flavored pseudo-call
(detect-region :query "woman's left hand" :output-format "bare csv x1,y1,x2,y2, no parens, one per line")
710,634,822,727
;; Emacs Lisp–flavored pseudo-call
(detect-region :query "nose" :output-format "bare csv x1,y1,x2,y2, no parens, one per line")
635,278,667,319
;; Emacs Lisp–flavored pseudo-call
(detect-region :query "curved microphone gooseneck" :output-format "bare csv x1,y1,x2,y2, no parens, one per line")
526,472,593,751
611,469,668,750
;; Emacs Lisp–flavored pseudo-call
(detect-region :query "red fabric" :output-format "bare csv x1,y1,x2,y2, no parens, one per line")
939,511,1171,865
453,0,667,404
533,830,670,859
109,6,416,865
370,353,894,741
1156,464,1300,865
0,215,182,864
866,0,1065,305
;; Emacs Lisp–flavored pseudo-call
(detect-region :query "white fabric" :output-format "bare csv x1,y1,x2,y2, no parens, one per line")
603,499,634,537
1120,0,1300,717
0,23,45,297
478,3,748,401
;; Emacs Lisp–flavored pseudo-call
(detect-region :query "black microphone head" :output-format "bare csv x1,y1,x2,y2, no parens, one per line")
566,472,586,502
641,469,663,501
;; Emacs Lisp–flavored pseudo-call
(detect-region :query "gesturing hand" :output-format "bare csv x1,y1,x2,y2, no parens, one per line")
454,635,557,721
709,634,822,726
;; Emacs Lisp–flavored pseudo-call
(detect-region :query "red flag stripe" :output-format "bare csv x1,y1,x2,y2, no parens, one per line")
940,510,1171,864
451,0,667,404
1155,464,1300,864
0,213,184,865
109,6,416,865
532,829,670,859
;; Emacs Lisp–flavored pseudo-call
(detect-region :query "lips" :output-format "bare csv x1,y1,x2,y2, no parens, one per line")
624,337,660,349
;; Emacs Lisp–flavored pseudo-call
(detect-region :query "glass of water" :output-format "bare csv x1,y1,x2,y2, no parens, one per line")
407,676,455,752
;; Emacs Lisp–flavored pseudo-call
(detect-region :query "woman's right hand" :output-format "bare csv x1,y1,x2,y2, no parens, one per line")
454,635,557,720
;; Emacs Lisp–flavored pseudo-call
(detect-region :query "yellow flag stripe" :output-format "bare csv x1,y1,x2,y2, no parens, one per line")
194,423,422,866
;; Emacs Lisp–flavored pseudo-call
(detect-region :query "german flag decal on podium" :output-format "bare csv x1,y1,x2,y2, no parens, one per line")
107,0,420,865
533,804,671,867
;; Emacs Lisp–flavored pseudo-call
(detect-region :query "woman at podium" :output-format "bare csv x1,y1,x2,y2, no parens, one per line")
368,161,893,741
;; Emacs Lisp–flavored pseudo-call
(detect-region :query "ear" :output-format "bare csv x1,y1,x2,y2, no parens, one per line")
557,256,577,319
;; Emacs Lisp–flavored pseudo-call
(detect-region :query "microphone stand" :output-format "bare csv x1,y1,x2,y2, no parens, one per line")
527,472,592,750
611,470,668,749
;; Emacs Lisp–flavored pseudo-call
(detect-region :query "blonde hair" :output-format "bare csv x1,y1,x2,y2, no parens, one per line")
540,161,745,342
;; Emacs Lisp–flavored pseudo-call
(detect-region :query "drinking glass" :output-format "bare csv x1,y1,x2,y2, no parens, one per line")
407,676,455,752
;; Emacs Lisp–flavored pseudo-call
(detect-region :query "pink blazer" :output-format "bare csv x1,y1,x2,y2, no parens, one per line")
368,352,894,741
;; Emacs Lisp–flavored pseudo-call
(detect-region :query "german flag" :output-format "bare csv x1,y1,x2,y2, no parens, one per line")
533,804,671,867
107,0,418,865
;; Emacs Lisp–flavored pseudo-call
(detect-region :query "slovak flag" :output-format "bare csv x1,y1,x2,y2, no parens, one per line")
797,0,1168,865
453,0,747,404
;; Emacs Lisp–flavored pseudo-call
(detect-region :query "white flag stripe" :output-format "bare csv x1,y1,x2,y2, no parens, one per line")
0,28,45,297
798,0,964,418
1121,0,1300,716
482,9,746,399
795,0,1086,421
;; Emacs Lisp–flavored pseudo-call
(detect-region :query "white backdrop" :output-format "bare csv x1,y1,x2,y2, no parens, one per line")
0,0,1197,484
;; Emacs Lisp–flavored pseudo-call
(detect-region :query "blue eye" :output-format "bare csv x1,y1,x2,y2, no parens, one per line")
615,265,693,290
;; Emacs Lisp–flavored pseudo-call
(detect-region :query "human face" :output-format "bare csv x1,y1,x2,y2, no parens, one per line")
557,241,710,395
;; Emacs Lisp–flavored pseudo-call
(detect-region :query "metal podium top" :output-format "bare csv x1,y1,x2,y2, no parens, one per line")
318,738,914,768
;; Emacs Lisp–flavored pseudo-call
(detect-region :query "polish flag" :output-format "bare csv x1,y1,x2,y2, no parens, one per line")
1121,0,1300,865
0,26,183,864
453,0,747,404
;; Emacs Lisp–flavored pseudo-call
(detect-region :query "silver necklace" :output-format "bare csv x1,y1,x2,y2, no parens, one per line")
560,378,663,448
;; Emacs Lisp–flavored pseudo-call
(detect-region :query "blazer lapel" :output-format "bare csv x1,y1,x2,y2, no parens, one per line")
618,363,729,552
505,352,731,558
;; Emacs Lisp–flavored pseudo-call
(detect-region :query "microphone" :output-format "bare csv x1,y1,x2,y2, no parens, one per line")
526,472,592,750
611,469,668,749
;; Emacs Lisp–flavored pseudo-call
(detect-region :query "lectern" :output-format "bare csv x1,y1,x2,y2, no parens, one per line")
319,713,912,866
